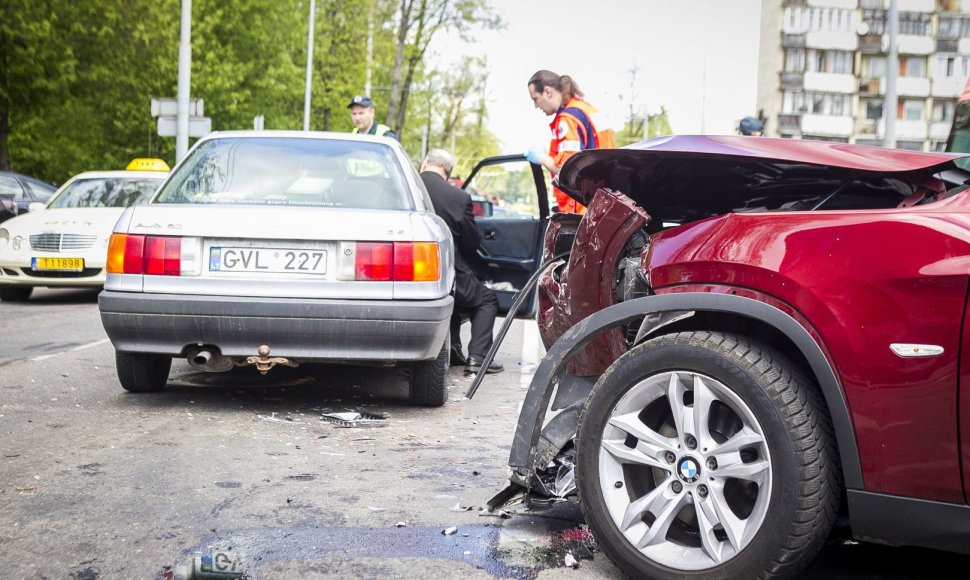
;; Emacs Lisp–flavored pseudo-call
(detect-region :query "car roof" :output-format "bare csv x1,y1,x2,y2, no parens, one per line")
195,130,400,145
557,135,969,206
65,171,169,180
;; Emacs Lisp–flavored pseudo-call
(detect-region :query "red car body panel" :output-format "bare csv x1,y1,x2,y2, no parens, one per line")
645,199,970,502
538,190,648,374
540,136,970,504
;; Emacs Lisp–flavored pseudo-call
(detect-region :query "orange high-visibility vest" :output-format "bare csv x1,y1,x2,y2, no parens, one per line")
548,97,614,214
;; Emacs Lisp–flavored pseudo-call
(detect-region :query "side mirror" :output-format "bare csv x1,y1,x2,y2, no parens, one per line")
471,199,493,218
28,202,46,213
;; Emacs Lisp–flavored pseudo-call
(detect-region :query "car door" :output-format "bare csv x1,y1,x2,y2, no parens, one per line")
462,155,548,318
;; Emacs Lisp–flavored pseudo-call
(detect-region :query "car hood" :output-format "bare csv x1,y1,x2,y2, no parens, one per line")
0,207,127,237
556,135,968,213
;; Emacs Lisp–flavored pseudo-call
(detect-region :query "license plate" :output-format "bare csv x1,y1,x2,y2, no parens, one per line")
209,247,327,275
32,257,84,271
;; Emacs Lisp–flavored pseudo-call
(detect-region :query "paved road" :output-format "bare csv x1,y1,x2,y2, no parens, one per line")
0,288,967,579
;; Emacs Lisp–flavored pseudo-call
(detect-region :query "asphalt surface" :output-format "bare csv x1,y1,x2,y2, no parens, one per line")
1,288,968,579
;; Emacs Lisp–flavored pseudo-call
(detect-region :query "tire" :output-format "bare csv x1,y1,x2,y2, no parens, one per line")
409,335,449,407
116,350,172,393
576,331,840,579
0,287,33,301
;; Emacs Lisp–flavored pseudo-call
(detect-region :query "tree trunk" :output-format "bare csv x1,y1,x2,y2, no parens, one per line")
0,107,10,171
386,0,412,129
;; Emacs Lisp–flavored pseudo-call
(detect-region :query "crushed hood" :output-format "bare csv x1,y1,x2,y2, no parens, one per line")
557,135,968,223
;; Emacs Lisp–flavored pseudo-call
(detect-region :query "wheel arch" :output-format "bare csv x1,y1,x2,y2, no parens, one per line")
511,292,862,490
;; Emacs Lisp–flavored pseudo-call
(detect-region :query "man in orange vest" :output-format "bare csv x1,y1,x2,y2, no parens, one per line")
525,70,614,214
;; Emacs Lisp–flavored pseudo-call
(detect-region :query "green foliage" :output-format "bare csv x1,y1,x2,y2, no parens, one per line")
1,0,503,182
617,106,672,147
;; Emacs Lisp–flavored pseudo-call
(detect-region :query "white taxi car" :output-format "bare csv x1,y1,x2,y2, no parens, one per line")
98,132,455,406
0,162,169,301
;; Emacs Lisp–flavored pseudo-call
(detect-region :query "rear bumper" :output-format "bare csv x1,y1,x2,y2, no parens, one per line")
99,291,453,362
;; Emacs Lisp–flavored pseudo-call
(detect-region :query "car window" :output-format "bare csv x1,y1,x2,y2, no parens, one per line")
23,178,56,201
463,160,540,220
155,137,412,211
47,177,163,209
0,175,24,199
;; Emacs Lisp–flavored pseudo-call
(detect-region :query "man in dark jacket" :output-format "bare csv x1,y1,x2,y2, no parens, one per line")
419,149,503,374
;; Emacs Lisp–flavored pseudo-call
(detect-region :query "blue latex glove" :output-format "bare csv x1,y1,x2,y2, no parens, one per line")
525,147,545,165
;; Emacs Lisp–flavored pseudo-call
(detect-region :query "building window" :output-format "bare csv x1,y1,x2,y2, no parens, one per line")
862,56,887,80
806,50,853,74
937,17,966,40
932,100,955,123
862,9,886,35
900,57,926,78
783,91,851,116
937,55,970,79
783,6,852,33
901,99,925,121
898,12,931,36
785,48,805,73
865,99,884,120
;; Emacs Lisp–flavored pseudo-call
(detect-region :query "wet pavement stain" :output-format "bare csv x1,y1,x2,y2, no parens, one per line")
164,515,600,580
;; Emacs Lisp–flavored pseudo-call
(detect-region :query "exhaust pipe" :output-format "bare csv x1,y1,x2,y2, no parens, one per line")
186,345,234,372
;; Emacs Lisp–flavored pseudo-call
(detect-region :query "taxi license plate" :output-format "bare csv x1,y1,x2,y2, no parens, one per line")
209,247,327,275
32,257,84,271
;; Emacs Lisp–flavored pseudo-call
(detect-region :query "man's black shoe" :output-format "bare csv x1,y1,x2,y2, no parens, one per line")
450,345,468,366
466,355,504,374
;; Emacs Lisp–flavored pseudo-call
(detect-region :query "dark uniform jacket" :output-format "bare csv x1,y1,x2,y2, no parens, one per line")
420,171,484,308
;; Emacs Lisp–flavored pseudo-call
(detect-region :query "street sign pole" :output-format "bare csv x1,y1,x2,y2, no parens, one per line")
303,0,316,131
176,0,193,161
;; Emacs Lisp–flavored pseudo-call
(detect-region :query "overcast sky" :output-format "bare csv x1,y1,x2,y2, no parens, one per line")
429,0,763,153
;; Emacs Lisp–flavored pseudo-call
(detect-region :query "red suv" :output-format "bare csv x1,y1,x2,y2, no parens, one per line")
486,136,970,578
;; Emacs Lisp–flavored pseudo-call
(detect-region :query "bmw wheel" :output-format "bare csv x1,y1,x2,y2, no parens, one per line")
576,331,840,579
409,335,448,407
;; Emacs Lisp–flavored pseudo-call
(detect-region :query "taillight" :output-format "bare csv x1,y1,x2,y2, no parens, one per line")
354,241,439,282
106,233,183,276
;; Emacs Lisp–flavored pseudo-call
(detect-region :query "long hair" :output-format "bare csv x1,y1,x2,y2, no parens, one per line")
528,70,584,100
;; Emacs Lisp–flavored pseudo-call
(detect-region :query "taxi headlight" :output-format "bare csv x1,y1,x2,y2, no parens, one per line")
0,228,8,244
12,235,23,251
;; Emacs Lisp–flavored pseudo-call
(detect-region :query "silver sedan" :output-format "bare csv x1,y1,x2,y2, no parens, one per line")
98,131,455,406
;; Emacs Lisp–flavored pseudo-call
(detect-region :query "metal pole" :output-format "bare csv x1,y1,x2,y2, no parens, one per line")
883,0,898,148
176,0,192,161
303,0,316,131
365,0,374,95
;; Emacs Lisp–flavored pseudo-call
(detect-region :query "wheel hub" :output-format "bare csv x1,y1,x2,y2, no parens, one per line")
677,456,701,484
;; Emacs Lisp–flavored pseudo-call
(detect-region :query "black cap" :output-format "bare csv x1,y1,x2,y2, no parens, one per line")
347,95,374,109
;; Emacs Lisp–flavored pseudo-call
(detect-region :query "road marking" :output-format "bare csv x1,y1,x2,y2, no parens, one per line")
31,338,111,362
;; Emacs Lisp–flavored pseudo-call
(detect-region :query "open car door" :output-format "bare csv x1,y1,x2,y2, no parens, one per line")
462,155,549,318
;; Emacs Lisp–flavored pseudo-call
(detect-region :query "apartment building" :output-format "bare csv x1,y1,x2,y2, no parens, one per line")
757,0,970,150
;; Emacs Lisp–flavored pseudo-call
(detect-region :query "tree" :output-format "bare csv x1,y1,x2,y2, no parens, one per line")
616,106,672,146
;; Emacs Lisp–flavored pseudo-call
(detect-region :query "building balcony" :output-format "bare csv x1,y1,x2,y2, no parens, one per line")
859,33,883,54
896,119,928,140
855,118,884,137
859,77,883,96
936,39,960,53
778,114,802,135
931,77,966,98
897,77,930,97
802,114,854,137
960,38,970,55
897,35,934,55
807,0,857,8
806,30,858,51
856,0,934,8
782,33,806,48
804,72,856,93
930,121,953,141
780,72,804,89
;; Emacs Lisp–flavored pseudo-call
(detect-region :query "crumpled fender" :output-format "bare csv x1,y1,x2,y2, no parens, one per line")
509,292,862,491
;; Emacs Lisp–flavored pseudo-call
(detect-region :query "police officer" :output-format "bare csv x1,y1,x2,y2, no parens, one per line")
348,95,398,140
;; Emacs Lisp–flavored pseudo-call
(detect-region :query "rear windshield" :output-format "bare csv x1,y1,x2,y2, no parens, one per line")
154,137,413,210
48,177,162,209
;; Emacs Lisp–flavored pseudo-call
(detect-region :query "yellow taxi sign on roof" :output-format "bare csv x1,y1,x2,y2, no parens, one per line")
126,158,170,172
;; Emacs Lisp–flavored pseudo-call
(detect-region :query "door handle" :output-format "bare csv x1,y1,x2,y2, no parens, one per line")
484,230,496,240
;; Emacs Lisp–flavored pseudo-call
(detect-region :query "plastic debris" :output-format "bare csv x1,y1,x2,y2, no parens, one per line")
258,412,303,424
395,521,407,528
450,502,474,512
368,506,385,511
442,526,458,535
564,553,579,569
320,411,388,428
